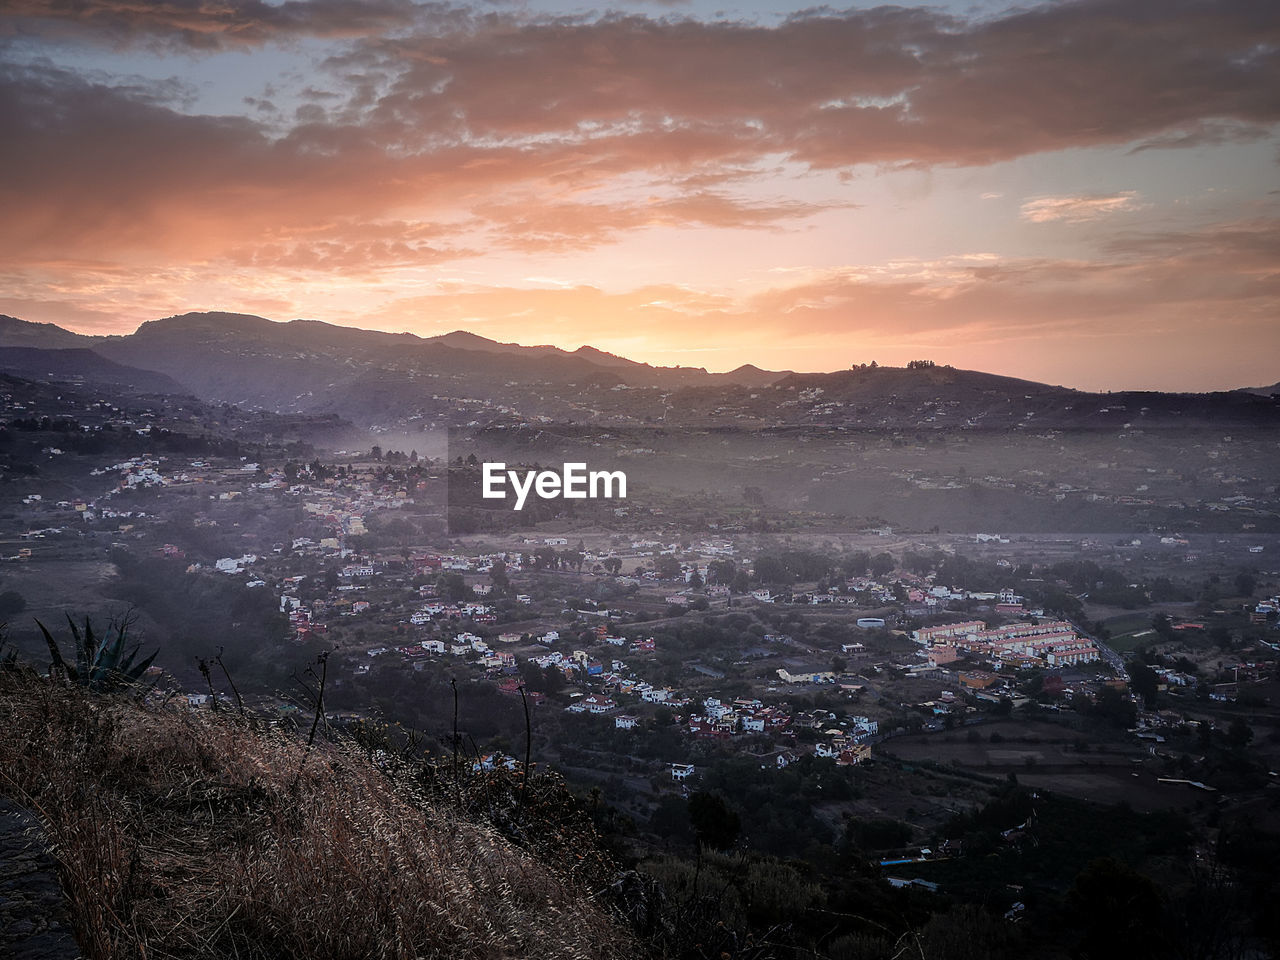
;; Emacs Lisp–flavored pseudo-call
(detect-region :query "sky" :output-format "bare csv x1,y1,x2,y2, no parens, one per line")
1,0,1278,391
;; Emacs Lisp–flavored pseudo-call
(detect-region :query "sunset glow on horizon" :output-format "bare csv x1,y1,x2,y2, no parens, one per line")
2,0,1278,391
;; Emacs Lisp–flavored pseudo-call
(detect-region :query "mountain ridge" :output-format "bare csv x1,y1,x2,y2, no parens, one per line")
1,312,1275,432
2,312,784,382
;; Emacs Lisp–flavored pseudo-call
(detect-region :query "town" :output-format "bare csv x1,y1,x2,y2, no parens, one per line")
3,370,1279,957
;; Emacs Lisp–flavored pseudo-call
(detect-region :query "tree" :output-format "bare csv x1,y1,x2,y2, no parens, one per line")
1127,659,1160,707
489,558,510,593
1227,717,1254,749
518,659,546,692
754,555,788,584
654,556,682,580
688,791,740,851
1093,686,1137,728
1067,857,1166,960
707,558,735,585
1235,572,1257,598
649,794,693,842
842,551,871,577
541,665,564,694
435,572,472,602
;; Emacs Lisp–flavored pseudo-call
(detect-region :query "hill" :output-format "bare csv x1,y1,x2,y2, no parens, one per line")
2,312,1277,435
75,312,788,418
0,347,189,395
0,666,634,960
0,315,95,350
1238,381,1280,396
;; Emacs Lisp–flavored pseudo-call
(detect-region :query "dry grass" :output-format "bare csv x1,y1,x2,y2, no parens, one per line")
0,670,636,960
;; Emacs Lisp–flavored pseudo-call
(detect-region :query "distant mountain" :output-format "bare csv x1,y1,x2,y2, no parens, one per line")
428,330,557,357
1,312,1276,433
427,331,639,370
0,315,95,350
567,344,644,369
0,347,188,395
4,313,794,403
81,312,793,416
1237,382,1280,396
716,363,788,388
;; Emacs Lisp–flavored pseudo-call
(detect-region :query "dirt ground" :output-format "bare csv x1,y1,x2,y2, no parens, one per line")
882,718,1203,812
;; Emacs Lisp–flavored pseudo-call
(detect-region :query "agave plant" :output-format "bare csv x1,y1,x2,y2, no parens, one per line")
0,624,17,671
37,614,158,692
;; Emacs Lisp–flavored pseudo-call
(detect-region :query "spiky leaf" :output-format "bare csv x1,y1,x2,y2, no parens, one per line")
36,619,77,682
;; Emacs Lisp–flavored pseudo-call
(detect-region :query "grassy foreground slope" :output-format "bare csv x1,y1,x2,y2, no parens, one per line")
0,669,634,960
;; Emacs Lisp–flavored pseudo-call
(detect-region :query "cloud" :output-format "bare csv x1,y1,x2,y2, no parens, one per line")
220,220,474,274
339,0,1280,172
2,0,1277,267
1020,192,1143,223
2,0,425,50
1128,118,1271,153
9,0,1278,168
0,60,851,270
1103,216,1280,267
370,217,1280,350
474,192,842,251
2,0,1278,387
6,215,1276,391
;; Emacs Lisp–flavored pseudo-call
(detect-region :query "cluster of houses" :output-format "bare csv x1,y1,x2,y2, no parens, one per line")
51,449,1221,785
1252,595,1280,624
687,696,791,738
913,618,1100,670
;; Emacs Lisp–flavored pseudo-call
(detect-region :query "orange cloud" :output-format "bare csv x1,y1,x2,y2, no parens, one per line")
356,215,1280,384
1020,192,1143,224
5,0,1278,270
2,0,1278,392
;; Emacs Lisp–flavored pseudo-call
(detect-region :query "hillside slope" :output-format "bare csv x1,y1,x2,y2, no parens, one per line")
0,347,189,395
0,669,635,960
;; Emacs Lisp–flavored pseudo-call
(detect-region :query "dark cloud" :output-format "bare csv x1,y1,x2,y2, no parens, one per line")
1103,217,1280,267
11,0,1276,170
346,0,1280,169
1,1,1277,274
0,61,836,264
2,0,424,49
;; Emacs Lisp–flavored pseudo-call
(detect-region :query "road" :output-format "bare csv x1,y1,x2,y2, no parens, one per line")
1070,618,1129,679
